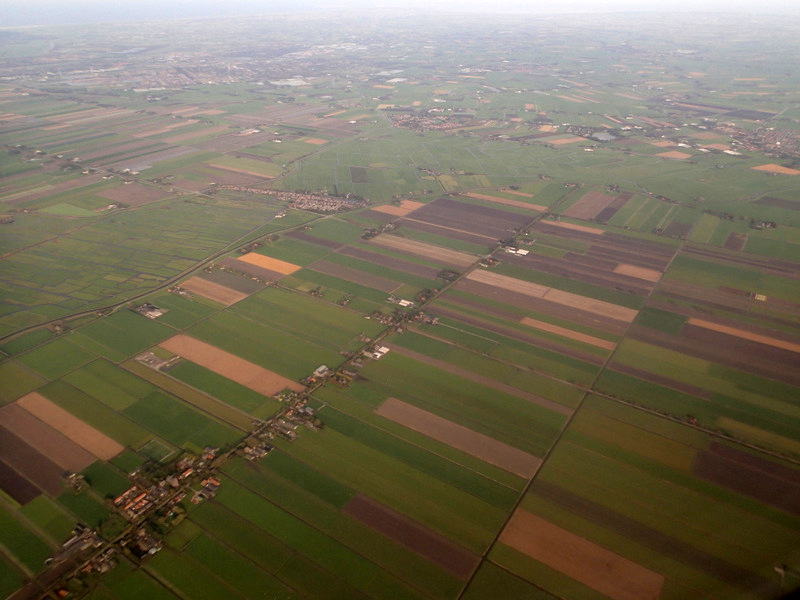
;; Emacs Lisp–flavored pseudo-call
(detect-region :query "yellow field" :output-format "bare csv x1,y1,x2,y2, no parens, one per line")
237,253,301,275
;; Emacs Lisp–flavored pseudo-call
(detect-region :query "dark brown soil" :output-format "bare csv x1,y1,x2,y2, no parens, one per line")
0,459,40,504
693,443,800,516
723,232,747,251
343,493,480,579
0,426,65,496
286,230,344,249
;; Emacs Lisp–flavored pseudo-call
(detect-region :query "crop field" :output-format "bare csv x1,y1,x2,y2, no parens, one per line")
2,11,800,600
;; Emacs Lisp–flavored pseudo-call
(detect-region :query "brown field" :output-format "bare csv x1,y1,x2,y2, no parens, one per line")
160,334,304,395
375,397,541,478
206,164,275,179
373,84,395,89
466,270,638,322
218,257,287,281
343,494,480,579
705,143,731,151
500,509,663,600
556,95,585,103
539,124,558,132
371,200,425,217
693,442,800,517
612,263,662,282
657,150,693,159
301,138,328,145
369,235,476,268
237,253,301,275
0,459,40,504
18,392,124,460
650,140,675,147
687,318,800,353
388,343,572,415
308,260,400,293
0,426,65,497
546,220,604,235
752,164,800,175
564,190,616,220
180,276,249,306
0,404,95,472
724,232,747,251
97,183,170,207
547,136,584,144
520,317,616,350
463,192,547,212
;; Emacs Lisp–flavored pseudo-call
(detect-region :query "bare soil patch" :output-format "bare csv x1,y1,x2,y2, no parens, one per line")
375,397,541,478
564,190,616,220
343,494,480,579
18,393,124,460
500,508,663,600
308,260,400,292
97,183,170,207
612,263,662,282
0,426,66,496
752,164,800,175
159,334,304,395
238,253,300,275
0,404,95,472
466,270,638,322
656,150,692,159
547,136,584,144
372,200,425,217
520,317,616,350
0,459,40,504
723,232,747,251
463,192,547,212
369,235,476,268
693,443,800,516
180,276,249,306
543,220,604,235
218,257,288,281
687,318,800,354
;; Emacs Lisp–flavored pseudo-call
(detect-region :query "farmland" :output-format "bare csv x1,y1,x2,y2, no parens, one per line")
1,8,800,600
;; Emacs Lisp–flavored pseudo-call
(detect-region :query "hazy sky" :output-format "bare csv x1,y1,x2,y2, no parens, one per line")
1,0,798,27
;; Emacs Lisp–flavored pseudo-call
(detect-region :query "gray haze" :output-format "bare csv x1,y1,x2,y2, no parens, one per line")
1,0,799,27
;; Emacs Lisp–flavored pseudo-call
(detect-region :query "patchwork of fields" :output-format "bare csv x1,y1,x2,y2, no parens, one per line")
2,11,800,600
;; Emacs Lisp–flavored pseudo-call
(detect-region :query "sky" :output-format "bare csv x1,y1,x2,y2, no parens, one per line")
1,0,798,27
